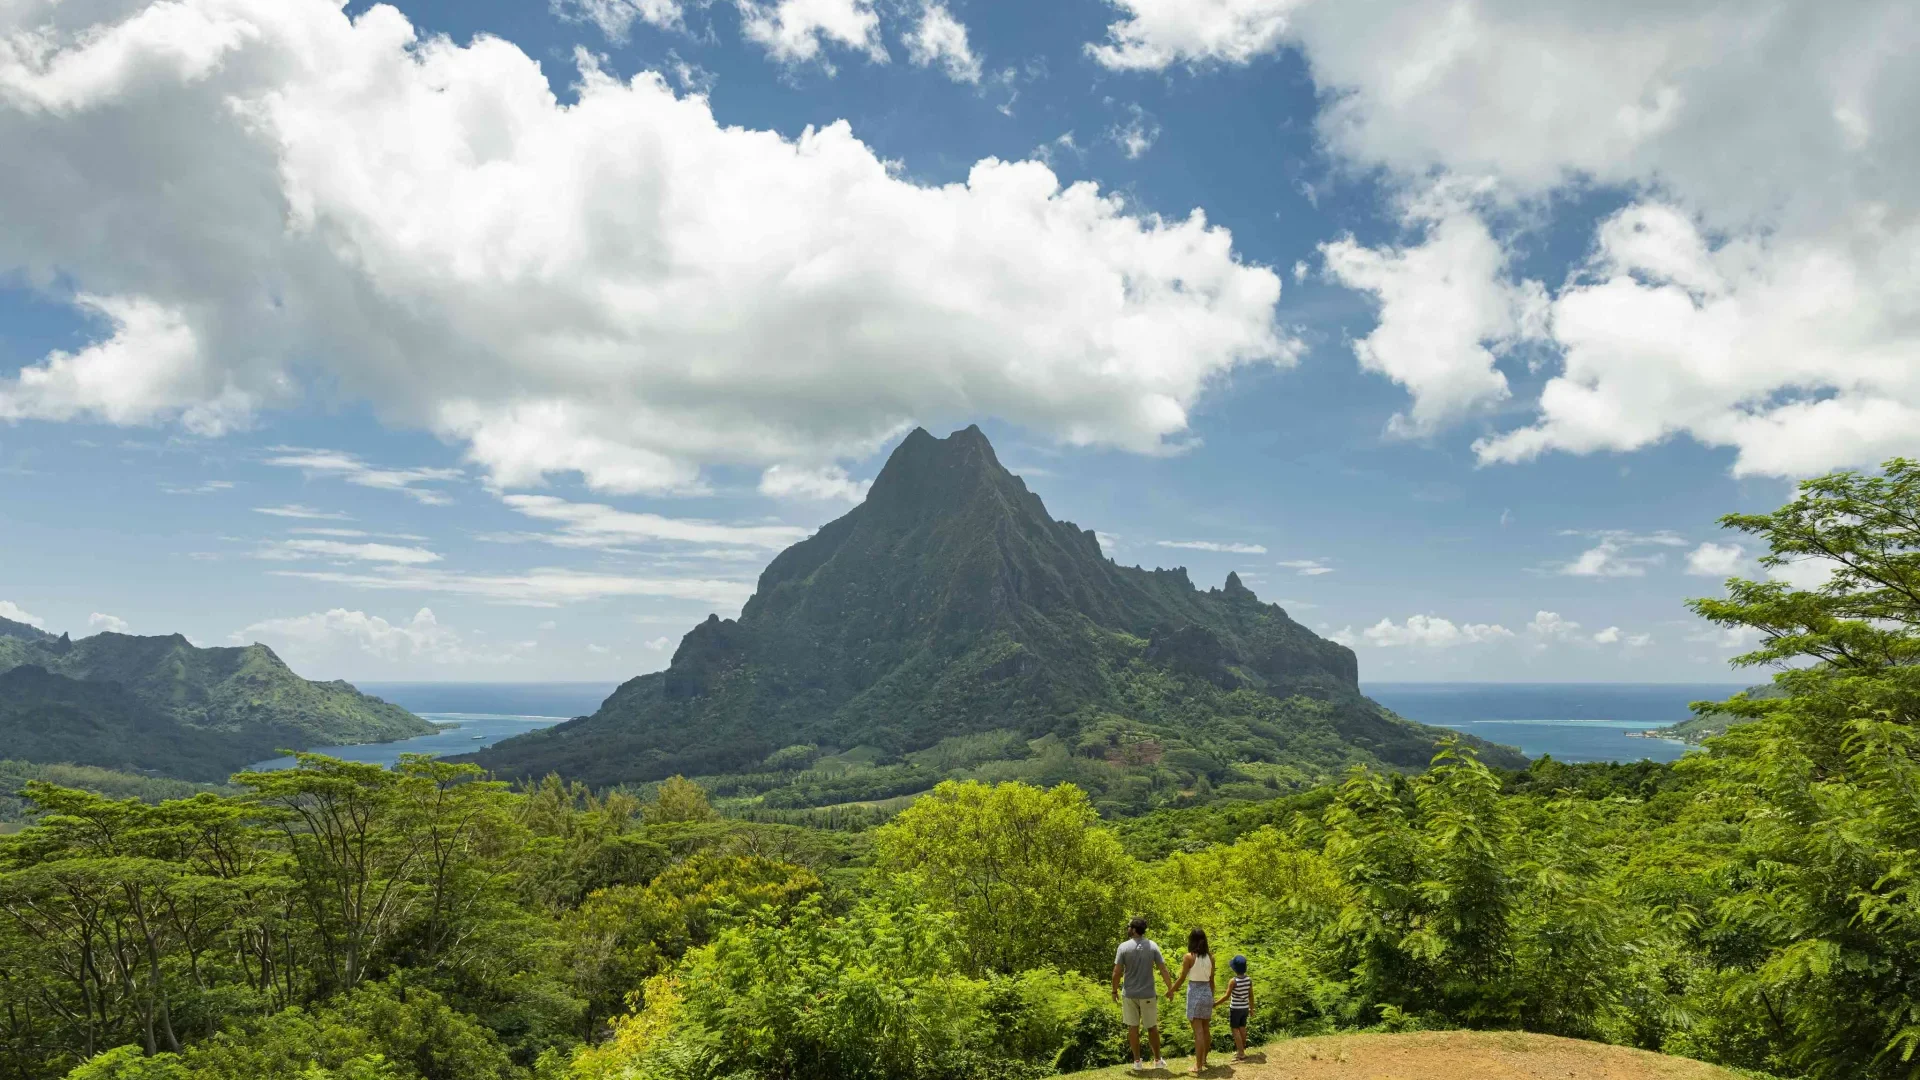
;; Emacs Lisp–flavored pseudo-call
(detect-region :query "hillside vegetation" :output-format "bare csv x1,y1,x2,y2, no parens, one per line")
474,427,1520,811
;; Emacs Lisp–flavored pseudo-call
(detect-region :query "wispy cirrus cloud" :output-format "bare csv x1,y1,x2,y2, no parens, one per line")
161,480,235,495
254,504,352,521
288,527,430,541
1157,539,1267,554
257,539,442,565
268,566,755,608
494,495,811,551
1553,530,1686,578
263,448,462,506
1276,558,1333,576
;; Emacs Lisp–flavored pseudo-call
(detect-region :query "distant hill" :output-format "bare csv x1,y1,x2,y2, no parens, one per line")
0,666,296,781
0,620,432,777
1651,682,1785,744
472,426,1522,805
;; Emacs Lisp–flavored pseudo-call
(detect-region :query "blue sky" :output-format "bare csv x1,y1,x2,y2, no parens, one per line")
0,0,1910,683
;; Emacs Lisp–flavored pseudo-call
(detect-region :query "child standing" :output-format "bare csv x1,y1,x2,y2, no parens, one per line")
1226,956,1253,1061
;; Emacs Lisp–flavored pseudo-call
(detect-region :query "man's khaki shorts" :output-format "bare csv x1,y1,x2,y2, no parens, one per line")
1121,995,1159,1028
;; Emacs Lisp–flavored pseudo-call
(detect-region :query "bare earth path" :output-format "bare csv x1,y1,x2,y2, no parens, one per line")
1080,1031,1744,1080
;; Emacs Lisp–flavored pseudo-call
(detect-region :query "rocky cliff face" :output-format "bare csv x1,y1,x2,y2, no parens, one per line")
473,426,1520,787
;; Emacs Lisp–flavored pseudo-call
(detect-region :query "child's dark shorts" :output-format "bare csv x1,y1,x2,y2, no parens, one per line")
1229,1008,1249,1029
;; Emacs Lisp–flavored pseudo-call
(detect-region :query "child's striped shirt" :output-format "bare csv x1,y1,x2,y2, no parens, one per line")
1228,975,1252,1009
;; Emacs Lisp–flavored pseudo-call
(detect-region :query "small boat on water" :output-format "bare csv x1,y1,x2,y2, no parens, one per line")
471,734,486,740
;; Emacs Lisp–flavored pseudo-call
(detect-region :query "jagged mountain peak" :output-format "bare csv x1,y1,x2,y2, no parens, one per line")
862,424,1029,519
472,424,1524,789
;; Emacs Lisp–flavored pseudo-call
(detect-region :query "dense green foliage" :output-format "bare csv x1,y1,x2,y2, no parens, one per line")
0,762,230,826
0,627,431,777
13,457,1920,1080
474,427,1519,806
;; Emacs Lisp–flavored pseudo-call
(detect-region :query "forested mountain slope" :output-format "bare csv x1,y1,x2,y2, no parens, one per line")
0,666,294,781
0,618,431,776
474,426,1520,791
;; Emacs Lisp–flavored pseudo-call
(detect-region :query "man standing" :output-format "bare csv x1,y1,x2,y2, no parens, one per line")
1111,916,1175,1071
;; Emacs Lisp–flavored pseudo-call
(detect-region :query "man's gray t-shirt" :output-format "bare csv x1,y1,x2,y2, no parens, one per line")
1114,937,1162,998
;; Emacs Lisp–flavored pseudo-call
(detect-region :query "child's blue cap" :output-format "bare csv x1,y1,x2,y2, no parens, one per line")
1231,955,1247,973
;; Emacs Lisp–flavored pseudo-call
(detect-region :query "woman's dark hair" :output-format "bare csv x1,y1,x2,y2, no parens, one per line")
1188,928,1209,956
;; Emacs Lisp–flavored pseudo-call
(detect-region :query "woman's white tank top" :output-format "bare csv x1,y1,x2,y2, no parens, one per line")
1191,954,1213,982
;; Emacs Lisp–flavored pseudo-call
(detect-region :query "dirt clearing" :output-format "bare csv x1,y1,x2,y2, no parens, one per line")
1078,1030,1741,1080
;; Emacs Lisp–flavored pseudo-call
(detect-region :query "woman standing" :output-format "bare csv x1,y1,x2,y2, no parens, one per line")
1168,928,1216,1074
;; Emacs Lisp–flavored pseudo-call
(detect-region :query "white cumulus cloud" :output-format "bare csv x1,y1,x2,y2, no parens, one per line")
1089,0,1300,71
1093,0,1920,478
905,2,981,83
0,600,45,628
233,607,509,669
1686,542,1747,577
758,464,871,503
736,0,886,67
87,612,129,633
552,0,684,42
1527,610,1580,640
0,0,1288,495
1555,530,1684,578
1109,104,1160,159
1320,189,1547,436
1362,614,1513,649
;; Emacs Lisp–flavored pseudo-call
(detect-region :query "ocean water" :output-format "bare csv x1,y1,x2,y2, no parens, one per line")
252,681,1746,772
1366,682,1750,764
246,682,616,772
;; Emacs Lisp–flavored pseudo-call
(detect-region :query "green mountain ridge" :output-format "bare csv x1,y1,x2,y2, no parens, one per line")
0,665,302,781
471,426,1522,803
0,614,57,644
0,619,433,776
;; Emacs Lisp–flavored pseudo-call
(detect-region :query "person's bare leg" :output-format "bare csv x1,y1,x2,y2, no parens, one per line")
1129,1024,1142,1063
1233,1025,1246,1058
1189,1019,1205,1072
1148,1025,1162,1065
